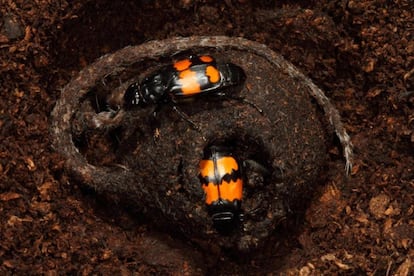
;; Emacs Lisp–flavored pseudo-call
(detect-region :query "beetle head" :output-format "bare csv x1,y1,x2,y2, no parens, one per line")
124,82,144,108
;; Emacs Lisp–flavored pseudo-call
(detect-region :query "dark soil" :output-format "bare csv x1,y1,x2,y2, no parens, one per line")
1,0,413,274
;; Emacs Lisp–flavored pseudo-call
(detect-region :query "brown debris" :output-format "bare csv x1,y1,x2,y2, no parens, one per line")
369,193,391,219
0,0,413,275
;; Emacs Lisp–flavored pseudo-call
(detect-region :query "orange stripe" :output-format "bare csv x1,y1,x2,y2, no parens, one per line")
202,182,220,205
218,179,243,202
199,55,213,63
199,159,214,179
178,69,201,95
216,156,239,176
205,65,220,84
174,59,192,71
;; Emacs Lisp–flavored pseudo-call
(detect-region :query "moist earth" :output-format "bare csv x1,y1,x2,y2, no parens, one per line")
1,1,413,274
51,39,335,256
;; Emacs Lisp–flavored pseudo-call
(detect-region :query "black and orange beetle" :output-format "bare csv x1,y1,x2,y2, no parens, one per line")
123,55,250,129
124,55,246,108
198,146,244,233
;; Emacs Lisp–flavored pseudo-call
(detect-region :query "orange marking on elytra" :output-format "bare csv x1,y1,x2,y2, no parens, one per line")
200,157,242,205
174,59,192,71
202,182,220,205
199,55,214,63
218,179,243,202
216,157,239,176
199,159,214,180
206,66,220,83
178,69,201,95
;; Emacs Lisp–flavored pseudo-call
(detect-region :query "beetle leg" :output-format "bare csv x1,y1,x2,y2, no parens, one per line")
243,159,270,176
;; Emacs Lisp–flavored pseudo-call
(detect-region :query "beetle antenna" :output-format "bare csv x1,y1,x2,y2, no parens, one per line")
171,105,202,132
225,95,264,114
